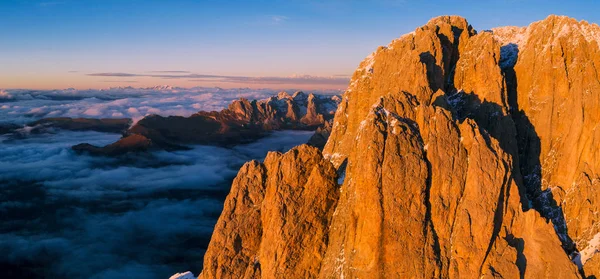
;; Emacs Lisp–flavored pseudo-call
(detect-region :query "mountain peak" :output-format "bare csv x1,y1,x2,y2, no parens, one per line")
199,14,600,278
425,15,470,27
493,15,600,48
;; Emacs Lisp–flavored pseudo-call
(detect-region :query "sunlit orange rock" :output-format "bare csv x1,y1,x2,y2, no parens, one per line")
199,15,600,278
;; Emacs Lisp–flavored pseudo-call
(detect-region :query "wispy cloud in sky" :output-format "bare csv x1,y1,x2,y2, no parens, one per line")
86,72,350,87
99,80,139,83
38,1,66,7
146,71,191,74
270,15,289,25
89,73,139,77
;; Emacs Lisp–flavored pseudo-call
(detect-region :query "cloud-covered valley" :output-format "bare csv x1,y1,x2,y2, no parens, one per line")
0,87,328,278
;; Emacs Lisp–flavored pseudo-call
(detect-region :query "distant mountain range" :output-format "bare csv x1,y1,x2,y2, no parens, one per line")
70,91,340,155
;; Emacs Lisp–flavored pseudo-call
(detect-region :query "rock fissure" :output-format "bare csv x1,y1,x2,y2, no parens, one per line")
376,111,387,275
423,147,444,273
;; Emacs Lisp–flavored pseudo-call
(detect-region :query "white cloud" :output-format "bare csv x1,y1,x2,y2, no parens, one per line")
271,15,289,25
127,107,140,115
0,86,335,278
84,107,103,116
0,89,14,100
0,130,314,278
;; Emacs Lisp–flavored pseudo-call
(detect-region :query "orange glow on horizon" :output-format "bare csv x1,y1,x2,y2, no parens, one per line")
0,74,350,91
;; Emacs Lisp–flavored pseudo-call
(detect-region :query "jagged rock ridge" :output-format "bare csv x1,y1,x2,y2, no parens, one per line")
199,15,600,278
72,92,340,155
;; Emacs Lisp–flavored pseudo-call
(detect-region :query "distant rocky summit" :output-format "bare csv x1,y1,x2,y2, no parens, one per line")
72,91,340,155
198,15,600,278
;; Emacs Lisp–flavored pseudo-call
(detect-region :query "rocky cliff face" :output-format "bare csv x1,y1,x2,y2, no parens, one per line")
200,145,339,278
199,15,600,278
72,92,339,155
493,17,600,273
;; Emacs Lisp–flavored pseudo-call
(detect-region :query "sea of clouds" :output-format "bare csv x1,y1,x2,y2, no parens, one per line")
0,87,335,278
0,87,341,125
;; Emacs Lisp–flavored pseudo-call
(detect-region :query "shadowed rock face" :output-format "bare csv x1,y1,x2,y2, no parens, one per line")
199,15,600,278
307,121,332,150
72,92,340,155
72,134,156,156
491,15,600,277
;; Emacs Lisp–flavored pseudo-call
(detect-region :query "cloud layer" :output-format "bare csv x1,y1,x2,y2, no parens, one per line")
0,87,342,125
0,130,314,279
0,87,324,278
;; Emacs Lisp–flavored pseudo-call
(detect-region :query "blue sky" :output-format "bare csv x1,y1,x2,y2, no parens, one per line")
1,0,599,89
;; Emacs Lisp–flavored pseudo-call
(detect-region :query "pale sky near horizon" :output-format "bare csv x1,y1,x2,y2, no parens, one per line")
1,0,599,90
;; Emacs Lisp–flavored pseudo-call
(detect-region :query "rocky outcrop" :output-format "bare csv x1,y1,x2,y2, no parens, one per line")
199,145,339,279
72,134,164,156
307,121,332,150
73,92,339,155
199,15,600,278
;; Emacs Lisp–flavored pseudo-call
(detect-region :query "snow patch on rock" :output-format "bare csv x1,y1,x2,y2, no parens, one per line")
491,26,529,69
573,232,600,268
361,52,376,73
491,26,529,46
169,271,195,279
580,21,600,45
